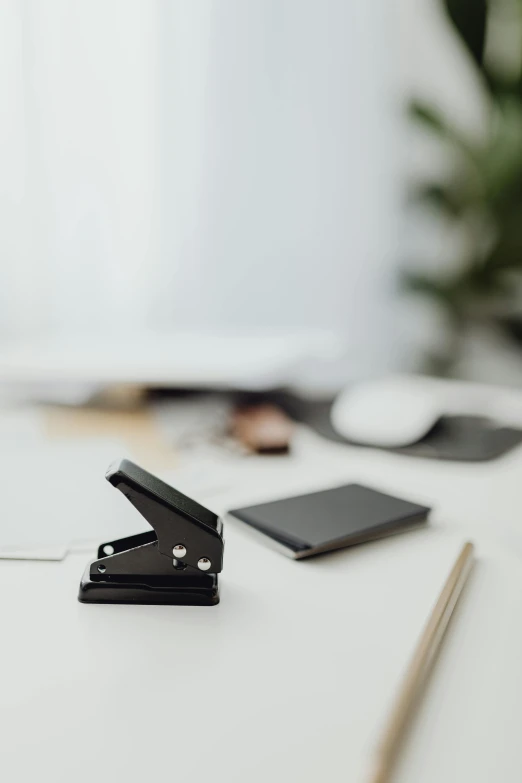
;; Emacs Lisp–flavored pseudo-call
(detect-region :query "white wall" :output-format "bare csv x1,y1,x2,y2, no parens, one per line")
0,0,161,337
156,0,404,381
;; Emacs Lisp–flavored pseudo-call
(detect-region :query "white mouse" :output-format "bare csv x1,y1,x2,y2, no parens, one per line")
331,375,462,448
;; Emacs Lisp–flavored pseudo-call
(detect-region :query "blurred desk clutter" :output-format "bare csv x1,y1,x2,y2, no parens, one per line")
230,402,294,454
2,370,522,559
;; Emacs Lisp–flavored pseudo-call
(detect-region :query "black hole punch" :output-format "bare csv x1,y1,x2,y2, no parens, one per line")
78,458,224,606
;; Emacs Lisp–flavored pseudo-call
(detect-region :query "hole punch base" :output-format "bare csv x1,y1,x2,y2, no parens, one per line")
78,566,220,605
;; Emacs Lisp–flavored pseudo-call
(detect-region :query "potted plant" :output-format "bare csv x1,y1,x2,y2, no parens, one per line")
406,0,522,379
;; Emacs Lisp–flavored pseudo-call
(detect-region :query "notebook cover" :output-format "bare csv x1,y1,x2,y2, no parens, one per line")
228,483,431,558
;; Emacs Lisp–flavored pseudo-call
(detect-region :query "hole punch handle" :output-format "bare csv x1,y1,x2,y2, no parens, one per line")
106,459,224,573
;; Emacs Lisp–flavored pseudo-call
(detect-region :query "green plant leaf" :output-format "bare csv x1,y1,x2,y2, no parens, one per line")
486,206,522,272
408,101,448,135
498,317,522,345
409,100,481,168
402,271,456,307
409,182,473,217
443,0,488,68
480,96,522,208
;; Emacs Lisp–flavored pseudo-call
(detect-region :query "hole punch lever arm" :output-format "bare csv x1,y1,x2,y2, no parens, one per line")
105,459,224,572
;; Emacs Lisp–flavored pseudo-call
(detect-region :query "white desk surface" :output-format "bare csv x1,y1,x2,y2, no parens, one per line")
1,423,522,782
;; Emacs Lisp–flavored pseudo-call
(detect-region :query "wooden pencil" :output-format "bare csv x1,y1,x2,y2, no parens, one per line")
368,541,475,783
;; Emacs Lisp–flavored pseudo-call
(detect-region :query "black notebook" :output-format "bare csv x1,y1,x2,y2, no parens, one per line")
228,483,431,559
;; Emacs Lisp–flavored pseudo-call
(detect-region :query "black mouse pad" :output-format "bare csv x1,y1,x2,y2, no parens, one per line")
393,415,522,461
228,484,431,559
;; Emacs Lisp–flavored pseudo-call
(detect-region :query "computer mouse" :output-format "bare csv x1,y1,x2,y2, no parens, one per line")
330,375,449,448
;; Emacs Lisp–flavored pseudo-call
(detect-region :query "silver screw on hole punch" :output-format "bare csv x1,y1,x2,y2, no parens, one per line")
198,557,211,571
172,544,186,558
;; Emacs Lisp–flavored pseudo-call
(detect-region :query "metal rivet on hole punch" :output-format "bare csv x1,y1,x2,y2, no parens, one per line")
172,544,186,558
198,558,211,571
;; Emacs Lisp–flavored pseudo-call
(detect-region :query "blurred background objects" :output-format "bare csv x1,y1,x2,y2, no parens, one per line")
0,0,521,425
2,0,520,392
403,0,522,384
